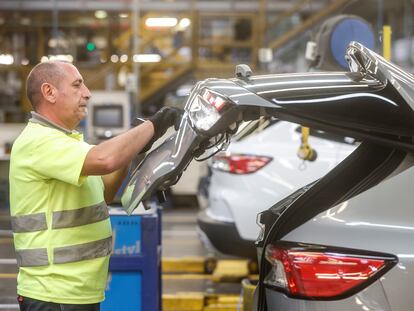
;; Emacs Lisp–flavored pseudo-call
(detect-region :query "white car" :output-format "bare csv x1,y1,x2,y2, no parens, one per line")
197,119,356,258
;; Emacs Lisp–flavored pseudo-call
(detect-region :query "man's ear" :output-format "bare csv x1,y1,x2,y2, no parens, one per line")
40,82,57,104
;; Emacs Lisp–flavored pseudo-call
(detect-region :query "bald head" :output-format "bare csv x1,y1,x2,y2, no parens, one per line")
26,61,68,110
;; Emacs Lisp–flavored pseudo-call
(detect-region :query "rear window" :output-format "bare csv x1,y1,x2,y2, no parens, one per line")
295,127,356,144
233,117,279,142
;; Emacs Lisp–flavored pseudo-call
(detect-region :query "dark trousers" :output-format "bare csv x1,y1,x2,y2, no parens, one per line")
18,296,100,311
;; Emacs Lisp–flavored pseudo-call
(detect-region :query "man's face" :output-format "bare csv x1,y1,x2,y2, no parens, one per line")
55,63,91,129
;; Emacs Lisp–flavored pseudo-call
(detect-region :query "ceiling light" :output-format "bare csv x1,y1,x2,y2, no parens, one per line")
0,54,14,65
119,13,129,19
95,10,108,19
178,18,191,29
120,54,128,63
48,55,74,63
110,54,119,63
133,54,161,63
145,17,178,28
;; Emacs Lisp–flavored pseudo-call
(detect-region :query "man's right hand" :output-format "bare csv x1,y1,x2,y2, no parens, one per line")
149,107,182,140
137,107,182,154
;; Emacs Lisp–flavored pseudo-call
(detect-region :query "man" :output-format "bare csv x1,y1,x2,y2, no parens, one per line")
9,60,180,311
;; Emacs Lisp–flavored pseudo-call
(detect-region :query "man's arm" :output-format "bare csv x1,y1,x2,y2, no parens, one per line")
101,166,129,204
81,120,154,176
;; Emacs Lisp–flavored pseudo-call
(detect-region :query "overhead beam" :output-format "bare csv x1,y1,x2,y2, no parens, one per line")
0,0,323,12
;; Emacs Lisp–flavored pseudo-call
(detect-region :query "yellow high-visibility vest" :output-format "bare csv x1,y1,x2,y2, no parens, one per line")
9,112,112,304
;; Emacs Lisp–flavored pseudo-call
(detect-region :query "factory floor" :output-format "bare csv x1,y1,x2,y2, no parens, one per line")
0,206,250,311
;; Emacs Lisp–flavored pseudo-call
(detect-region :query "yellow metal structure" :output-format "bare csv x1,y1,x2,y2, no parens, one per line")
383,25,392,61
162,257,208,274
163,293,241,311
163,292,205,311
212,259,250,282
241,278,256,311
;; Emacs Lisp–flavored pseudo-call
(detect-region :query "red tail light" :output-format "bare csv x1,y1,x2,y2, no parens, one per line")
264,242,397,300
212,153,272,174
202,89,227,112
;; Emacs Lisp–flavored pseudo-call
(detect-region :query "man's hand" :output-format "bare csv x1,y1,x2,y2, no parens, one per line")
139,107,182,154
149,107,182,140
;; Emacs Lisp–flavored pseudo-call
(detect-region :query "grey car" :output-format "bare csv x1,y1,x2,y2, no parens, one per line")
122,41,414,311
253,44,414,311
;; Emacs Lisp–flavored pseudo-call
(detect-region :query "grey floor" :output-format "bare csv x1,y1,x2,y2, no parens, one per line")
0,206,241,310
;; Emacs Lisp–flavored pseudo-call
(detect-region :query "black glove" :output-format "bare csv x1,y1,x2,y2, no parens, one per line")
140,107,182,153
149,107,182,140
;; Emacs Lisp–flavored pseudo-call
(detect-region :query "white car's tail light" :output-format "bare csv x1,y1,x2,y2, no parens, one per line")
212,153,272,174
264,243,397,300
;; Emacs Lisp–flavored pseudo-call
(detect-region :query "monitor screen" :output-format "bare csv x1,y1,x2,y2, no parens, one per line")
93,105,124,127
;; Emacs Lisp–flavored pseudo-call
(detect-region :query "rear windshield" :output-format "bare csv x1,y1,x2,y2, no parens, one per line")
234,118,357,145
294,127,356,145
233,117,279,142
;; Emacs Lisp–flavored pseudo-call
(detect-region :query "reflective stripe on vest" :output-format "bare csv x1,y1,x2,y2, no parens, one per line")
15,248,49,267
52,202,109,229
11,213,47,233
53,236,112,264
16,237,112,267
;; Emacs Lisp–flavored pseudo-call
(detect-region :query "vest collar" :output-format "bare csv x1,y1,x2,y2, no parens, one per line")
29,111,78,135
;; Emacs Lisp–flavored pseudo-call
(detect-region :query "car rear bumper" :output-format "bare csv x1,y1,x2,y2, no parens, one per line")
197,210,256,259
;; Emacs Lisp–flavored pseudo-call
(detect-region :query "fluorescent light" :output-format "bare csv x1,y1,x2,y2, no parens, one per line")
0,54,14,65
133,54,161,63
95,10,108,19
178,18,191,29
145,17,177,28
119,13,129,19
42,55,74,63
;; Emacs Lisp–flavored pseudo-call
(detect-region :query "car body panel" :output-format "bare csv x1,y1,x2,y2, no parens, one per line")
264,279,392,311
279,155,414,311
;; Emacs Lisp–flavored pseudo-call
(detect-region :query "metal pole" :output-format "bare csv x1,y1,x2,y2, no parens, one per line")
377,0,384,53
52,0,59,55
131,0,141,117
404,0,413,67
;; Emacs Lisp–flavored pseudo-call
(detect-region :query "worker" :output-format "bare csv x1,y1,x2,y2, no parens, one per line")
9,60,180,311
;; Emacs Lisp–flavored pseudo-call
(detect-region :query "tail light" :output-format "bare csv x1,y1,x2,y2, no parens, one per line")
188,88,231,131
212,153,272,174
202,89,227,112
264,242,397,300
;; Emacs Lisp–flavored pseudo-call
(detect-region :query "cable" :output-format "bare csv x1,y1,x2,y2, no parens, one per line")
194,133,231,161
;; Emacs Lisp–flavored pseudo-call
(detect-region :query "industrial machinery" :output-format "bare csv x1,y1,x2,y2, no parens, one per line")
86,91,131,144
